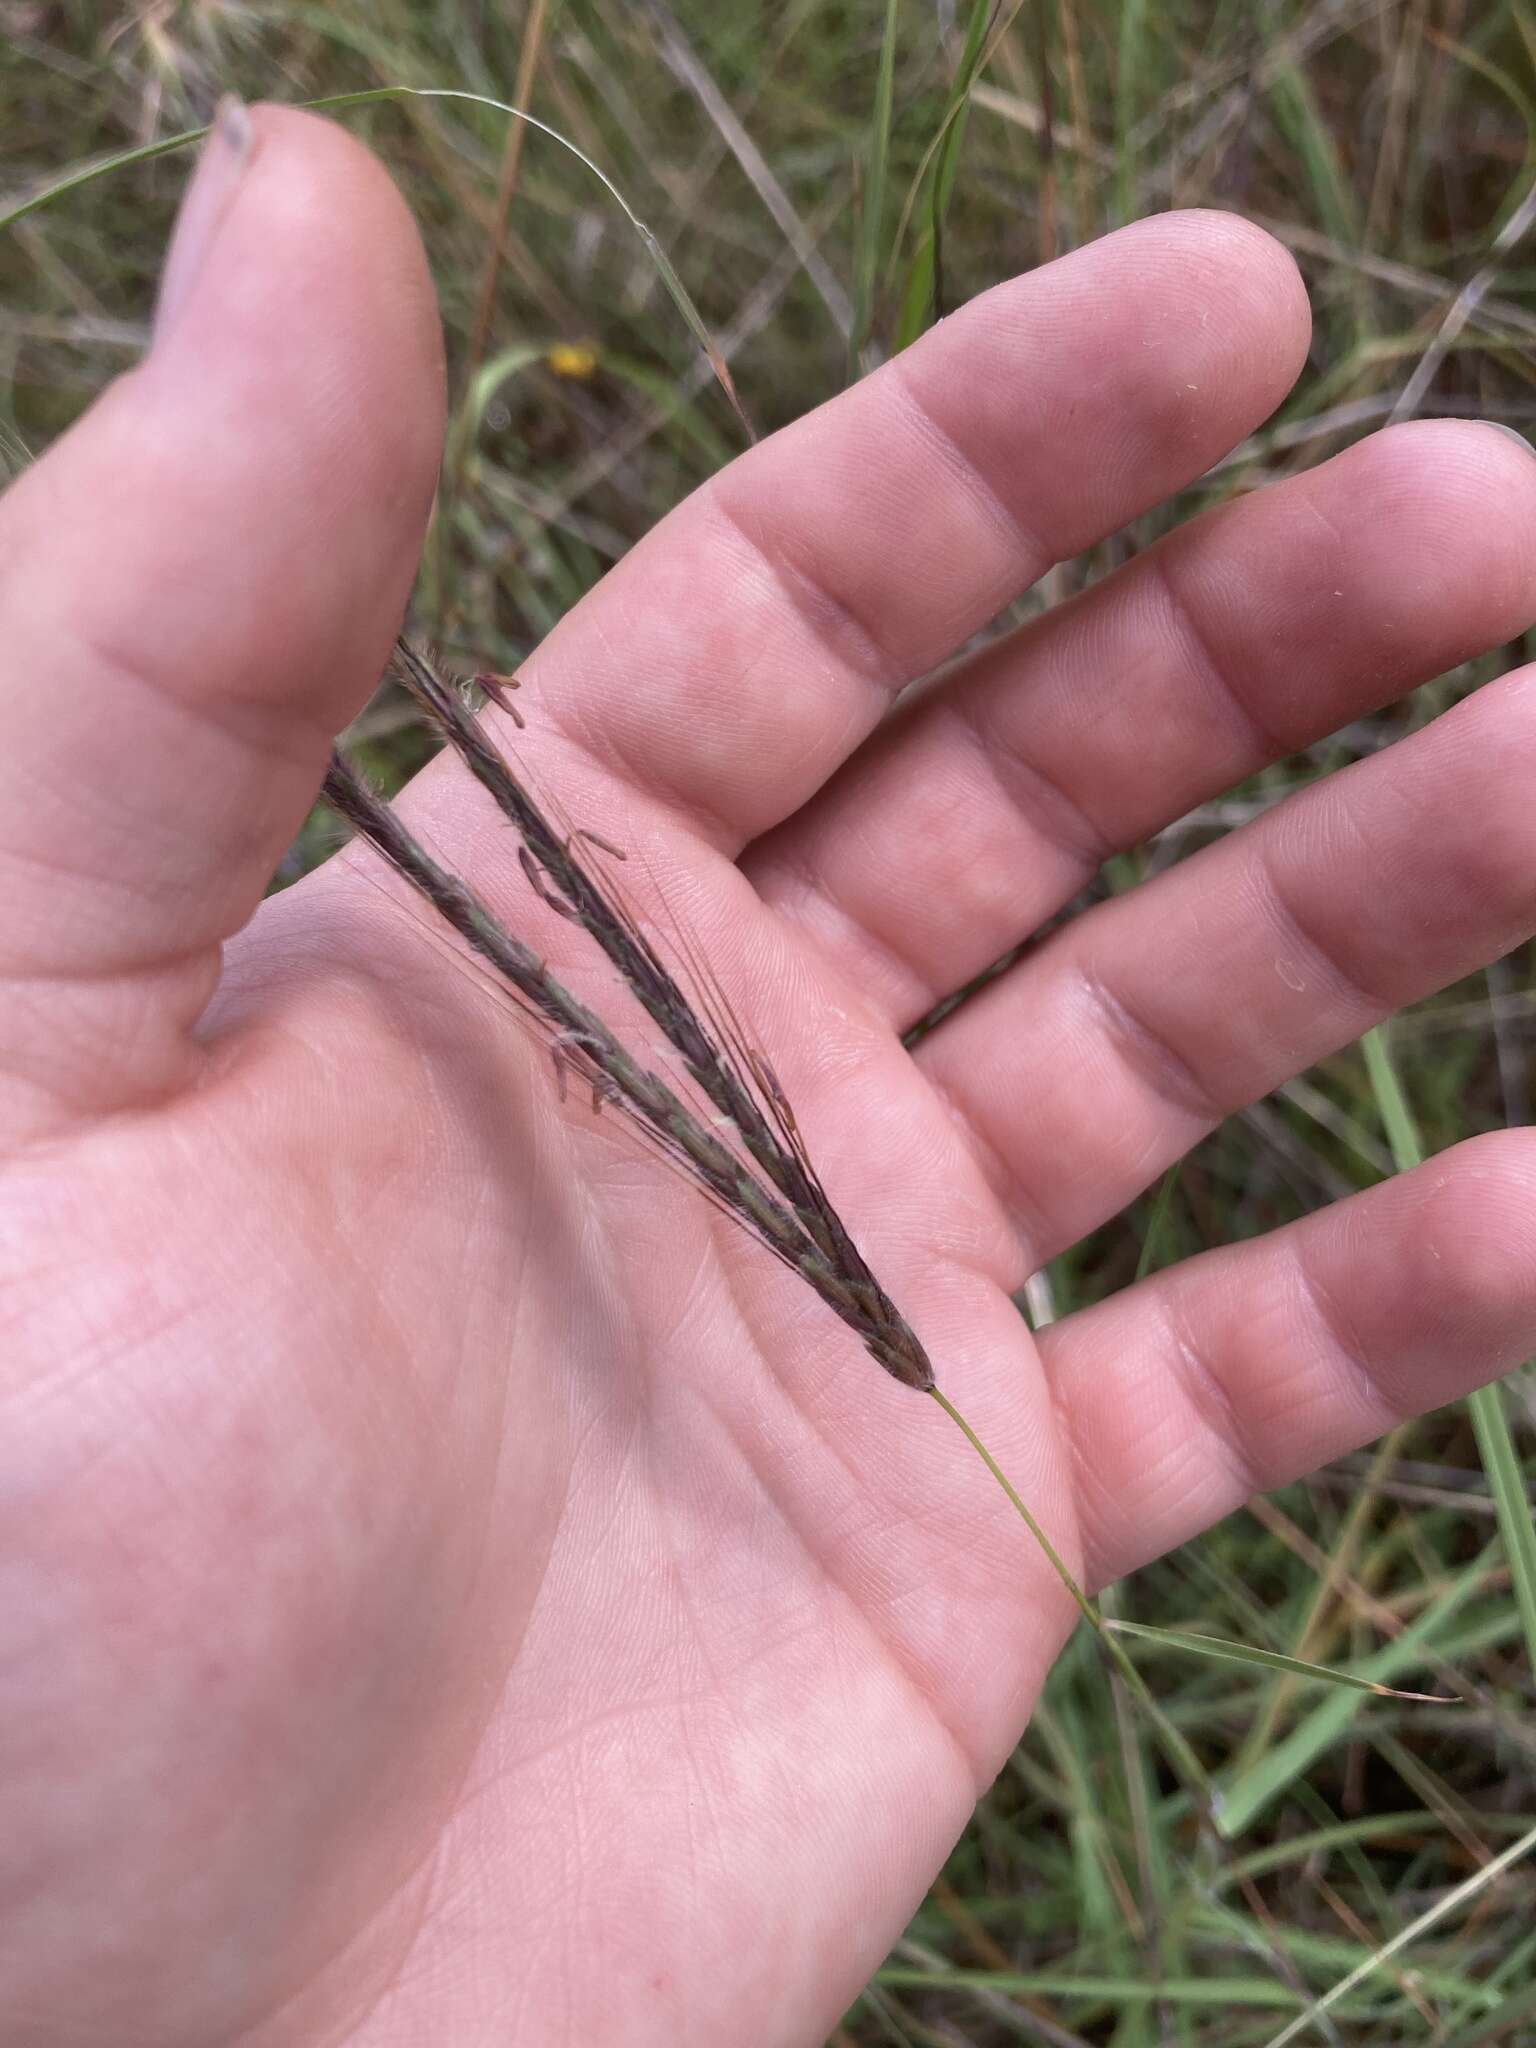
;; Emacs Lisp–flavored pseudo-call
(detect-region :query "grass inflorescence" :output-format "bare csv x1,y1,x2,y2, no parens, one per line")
326,638,936,1391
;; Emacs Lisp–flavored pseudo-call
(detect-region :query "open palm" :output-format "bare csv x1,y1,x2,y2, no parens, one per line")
5,108,1536,2048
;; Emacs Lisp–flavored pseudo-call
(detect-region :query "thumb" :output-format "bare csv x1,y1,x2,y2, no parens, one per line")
0,101,444,1137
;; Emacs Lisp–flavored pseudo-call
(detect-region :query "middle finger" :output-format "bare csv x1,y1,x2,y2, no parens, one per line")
745,420,1536,1027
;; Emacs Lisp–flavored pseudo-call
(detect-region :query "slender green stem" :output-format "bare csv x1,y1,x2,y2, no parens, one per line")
928,1384,1216,1812
0,84,751,441
1468,1385,1536,1679
1136,1160,1183,1283
1363,1024,1536,1680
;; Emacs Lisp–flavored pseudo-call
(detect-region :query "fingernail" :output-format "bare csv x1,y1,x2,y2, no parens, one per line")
153,96,255,345
1478,420,1536,462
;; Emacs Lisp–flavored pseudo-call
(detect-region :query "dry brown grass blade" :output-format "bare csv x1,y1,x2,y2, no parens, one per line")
464,0,552,404
635,0,853,342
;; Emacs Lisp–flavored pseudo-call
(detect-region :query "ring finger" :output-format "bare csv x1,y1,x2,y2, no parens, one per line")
914,662,1536,1273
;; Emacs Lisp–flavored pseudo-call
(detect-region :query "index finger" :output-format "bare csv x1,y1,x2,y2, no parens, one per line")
511,210,1310,850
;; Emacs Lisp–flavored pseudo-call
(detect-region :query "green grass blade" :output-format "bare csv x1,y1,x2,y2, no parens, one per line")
875,1966,1374,2018
928,0,993,325
1113,0,1149,229
1259,1816,1536,2048
445,342,544,482
1467,1381,1536,1683
1442,1975,1536,2048
1363,1024,1536,1680
318,89,753,439
1216,1540,1499,1838
1218,1811,1477,1890
891,238,936,353
1264,56,1361,254
1358,1024,1420,1165
848,0,900,380
1426,32,1536,245
0,124,208,231
1103,1619,1457,1702
890,0,1014,348
0,85,751,441
1134,1161,1182,1282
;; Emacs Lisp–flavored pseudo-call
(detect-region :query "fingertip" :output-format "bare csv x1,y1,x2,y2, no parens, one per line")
1467,418,1536,468
1347,1130,1536,1398
160,100,446,487
908,205,1315,556
1114,207,1313,400
245,99,447,396
1155,207,1311,322
1457,420,1536,578
1338,417,1536,642
1367,413,1536,493
116,100,446,719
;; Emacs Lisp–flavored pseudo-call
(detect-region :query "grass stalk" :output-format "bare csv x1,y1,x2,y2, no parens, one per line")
847,0,901,381
463,0,552,389
1361,1025,1536,1680
929,1384,1216,1810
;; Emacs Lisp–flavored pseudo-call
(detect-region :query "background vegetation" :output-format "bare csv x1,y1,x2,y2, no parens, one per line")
4,2,1536,2040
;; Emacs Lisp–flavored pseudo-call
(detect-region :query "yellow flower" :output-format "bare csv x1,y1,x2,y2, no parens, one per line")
546,342,599,380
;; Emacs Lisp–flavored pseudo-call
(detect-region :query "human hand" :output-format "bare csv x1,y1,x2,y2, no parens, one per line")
4,105,1535,2048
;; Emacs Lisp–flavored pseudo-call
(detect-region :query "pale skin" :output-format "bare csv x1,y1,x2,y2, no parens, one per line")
3,102,1536,2047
